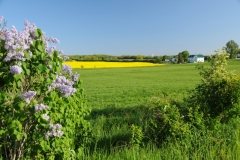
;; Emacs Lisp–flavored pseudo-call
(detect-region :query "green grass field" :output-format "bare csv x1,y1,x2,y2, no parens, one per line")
73,60,240,159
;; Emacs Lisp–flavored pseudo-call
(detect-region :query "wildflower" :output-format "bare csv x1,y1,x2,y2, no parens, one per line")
10,65,22,74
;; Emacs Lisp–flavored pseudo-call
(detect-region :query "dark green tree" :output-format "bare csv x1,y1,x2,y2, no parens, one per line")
162,55,167,61
182,50,190,62
226,40,239,59
178,52,183,63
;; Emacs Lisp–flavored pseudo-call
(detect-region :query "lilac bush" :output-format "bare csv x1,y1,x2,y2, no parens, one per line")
0,16,91,159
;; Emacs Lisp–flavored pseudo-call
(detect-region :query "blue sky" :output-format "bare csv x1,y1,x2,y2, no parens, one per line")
1,0,240,56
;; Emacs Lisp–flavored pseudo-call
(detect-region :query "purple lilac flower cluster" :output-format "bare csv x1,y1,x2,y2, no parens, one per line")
71,72,80,82
63,56,69,61
46,46,56,55
0,17,62,76
10,65,22,74
3,22,36,62
49,75,76,97
45,123,64,138
19,91,37,104
42,31,60,49
0,16,3,24
42,113,50,121
35,103,49,113
4,51,26,62
62,64,72,74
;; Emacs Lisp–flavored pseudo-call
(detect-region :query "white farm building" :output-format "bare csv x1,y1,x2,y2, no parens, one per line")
188,54,204,63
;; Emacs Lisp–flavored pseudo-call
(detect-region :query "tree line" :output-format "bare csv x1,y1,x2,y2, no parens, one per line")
67,54,177,63
67,40,240,63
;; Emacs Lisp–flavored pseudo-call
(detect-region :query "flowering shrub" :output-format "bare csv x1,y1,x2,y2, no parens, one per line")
0,16,91,159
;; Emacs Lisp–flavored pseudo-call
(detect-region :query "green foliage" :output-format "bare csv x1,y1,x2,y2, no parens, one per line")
0,25,91,159
130,124,143,147
182,50,190,62
226,40,239,59
178,52,183,63
178,50,190,63
190,47,240,124
145,97,191,145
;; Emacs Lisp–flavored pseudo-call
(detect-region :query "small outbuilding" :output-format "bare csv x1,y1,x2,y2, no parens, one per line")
188,54,204,63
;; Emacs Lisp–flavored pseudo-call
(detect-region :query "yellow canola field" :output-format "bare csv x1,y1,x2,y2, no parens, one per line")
63,61,165,68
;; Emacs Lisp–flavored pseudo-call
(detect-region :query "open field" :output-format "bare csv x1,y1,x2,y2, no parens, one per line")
74,60,240,110
64,61,165,68
72,60,240,159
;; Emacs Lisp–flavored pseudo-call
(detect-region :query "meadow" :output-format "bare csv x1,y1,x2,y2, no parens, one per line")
72,60,240,159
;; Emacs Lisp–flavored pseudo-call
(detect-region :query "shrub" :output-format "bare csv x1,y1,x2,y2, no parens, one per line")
145,97,191,145
0,17,91,159
190,47,240,124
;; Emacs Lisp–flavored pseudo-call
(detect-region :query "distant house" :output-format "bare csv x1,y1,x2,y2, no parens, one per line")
165,58,177,62
164,58,170,62
170,58,177,62
236,54,240,58
188,54,205,63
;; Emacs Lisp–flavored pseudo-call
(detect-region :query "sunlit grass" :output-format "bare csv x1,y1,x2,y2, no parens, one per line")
74,60,240,159
64,61,165,68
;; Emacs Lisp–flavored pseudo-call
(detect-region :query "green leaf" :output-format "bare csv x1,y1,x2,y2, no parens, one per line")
18,102,25,111
0,66,8,72
36,29,43,39
17,80,22,88
26,69,31,76
13,74,22,80
24,51,31,60
37,64,44,72
53,51,58,59
16,133,23,140
22,62,27,70
40,140,50,151
0,130,6,136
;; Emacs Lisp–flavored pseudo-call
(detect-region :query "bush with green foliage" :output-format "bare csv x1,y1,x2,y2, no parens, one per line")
0,17,91,159
190,47,240,124
143,48,240,145
145,97,191,145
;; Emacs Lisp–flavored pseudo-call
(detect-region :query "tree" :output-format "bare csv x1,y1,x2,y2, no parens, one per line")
178,52,183,63
162,55,167,61
182,50,189,62
178,50,189,63
226,40,239,59
136,55,143,60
